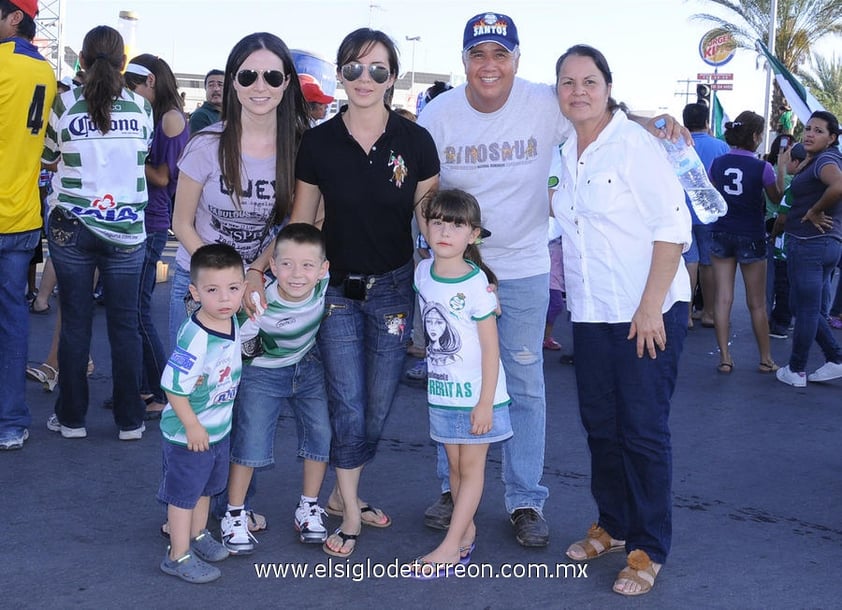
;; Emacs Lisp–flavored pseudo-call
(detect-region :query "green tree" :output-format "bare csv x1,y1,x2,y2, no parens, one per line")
691,0,842,126
802,53,842,117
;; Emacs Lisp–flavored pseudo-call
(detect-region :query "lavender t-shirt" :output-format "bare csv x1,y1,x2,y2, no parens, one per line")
175,123,277,271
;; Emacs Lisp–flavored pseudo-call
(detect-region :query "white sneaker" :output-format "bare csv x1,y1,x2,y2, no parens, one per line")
807,361,842,383
46,414,87,438
220,510,256,555
118,424,146,441
294,501,328,544
776,365,807,388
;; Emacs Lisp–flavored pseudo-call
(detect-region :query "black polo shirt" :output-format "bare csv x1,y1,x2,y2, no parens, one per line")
296,107,439,275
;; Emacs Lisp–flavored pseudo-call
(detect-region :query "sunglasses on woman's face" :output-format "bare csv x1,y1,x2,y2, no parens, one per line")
340,62,391,84
235,69,287,88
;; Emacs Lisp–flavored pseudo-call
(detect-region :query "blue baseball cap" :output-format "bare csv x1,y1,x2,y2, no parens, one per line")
463,12,519,53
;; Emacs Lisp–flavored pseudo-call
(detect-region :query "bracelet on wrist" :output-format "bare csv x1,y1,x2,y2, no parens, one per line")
246,267,265,277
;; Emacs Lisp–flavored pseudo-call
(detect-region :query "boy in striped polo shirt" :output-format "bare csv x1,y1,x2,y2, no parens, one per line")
158,244,245,583
221,223,332,553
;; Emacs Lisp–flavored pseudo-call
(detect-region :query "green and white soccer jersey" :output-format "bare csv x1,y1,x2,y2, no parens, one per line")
160,315,242,446
42,87,153,246
238,276,328,368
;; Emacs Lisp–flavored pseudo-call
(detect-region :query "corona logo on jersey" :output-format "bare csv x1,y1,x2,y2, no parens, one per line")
68,115,141,138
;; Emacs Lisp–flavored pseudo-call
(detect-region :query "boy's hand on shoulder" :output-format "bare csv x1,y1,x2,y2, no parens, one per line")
470,403,493,435
185,423,210,452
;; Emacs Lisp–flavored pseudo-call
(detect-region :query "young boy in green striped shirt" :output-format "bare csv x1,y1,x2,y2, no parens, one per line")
157,244,245,583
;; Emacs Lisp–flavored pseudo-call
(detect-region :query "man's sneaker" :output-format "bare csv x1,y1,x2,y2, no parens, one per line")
220,510,257,554
190,529,229,562
118,424,145,441
807,361,842,383
0,428,29,451
294,501,328,543
769,324,789,339
510,508,550,547
776,365,806,388
46,414,87,438
423,491,453,530
160,550,221,583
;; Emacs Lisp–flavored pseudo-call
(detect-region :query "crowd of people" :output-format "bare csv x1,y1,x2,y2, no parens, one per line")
3,1,841,595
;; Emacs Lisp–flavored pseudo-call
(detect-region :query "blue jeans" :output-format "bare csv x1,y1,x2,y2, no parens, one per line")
785,237,842,372
0,229,41,436
47,209,145,430
572,301,687,565
168,263,191,353
230,346,330,467
435,273,551,512
139,231,168,402
318,261,414,469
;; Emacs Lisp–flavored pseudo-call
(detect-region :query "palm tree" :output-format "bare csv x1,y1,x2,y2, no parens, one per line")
802,53,842,117
691,0,842,126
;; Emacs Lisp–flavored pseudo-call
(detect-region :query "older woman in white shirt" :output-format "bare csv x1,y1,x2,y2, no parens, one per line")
551,45,691,597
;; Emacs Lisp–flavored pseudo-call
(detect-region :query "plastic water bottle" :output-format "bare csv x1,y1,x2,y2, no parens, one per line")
654,118,727,224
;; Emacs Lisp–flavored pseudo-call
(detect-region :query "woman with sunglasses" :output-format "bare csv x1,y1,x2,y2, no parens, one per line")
288,28,440,558
169,32,309,550
124,54,189,420
775,110,842,387
170,33,308,349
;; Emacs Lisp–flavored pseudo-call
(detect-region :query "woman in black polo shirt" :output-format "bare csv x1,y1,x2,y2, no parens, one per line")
291,28,440,558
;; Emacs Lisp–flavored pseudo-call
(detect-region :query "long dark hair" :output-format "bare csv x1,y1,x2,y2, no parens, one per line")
555,44,627,115
213,32,309,218
124,53,184,125
79,26,125,134
423,189,497,285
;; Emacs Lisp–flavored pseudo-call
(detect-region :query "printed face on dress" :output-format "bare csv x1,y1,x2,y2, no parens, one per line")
556,54,612,124
462,42,519,113
426,217,480,262
425,308,447,343
188,266,245,323
232,48,289,118
802,118,837,154
339,42,395,109
268,240,328,303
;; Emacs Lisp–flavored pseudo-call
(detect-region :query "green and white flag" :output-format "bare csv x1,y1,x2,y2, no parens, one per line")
712,94,730,140
756,40,825,124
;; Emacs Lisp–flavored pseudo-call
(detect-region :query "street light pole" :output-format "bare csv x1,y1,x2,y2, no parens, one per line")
406,35,421,101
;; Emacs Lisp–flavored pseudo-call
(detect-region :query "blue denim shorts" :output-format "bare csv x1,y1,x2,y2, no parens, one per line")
429,404,514,445
230,346,330,467
157,436,230,509
710,231,767,264
694,224,715,265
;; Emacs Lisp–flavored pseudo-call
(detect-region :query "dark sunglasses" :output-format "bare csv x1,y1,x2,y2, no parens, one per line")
341,62,391,84
235,69,287,88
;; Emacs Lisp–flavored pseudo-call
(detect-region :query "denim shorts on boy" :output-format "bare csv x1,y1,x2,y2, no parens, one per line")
710,231,767,264
429,404,513,445
230,345,330,467
157,435,230,509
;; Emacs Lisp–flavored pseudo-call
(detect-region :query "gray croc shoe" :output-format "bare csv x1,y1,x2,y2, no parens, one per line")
191,529,230,562
160,550,221,583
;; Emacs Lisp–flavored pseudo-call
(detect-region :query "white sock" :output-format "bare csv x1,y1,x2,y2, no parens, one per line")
227,504,245,516
301,495,318,505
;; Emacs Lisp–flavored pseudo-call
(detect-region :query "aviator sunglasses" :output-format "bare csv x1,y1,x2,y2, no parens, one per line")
236,69,287,88
340,62,391,84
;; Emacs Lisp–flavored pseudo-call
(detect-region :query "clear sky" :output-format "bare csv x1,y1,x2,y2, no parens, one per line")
59,0,810,119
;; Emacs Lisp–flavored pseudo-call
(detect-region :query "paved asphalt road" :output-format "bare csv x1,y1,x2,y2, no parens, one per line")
5,241,841,609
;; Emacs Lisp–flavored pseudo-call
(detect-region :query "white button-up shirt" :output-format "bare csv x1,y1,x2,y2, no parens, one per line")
551,111,691,323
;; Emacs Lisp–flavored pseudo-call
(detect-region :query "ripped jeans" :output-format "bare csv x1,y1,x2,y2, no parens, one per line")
435,273,550,513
